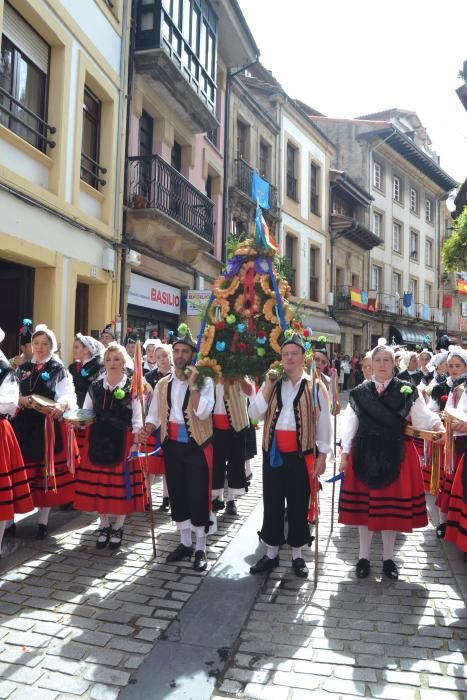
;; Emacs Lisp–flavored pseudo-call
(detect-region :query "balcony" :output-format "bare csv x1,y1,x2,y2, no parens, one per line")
135,1,218,133
126,154,214,262
333,286,442,324
233,158,278,213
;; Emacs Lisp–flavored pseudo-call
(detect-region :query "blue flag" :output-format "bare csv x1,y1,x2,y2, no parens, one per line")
252,170,270,210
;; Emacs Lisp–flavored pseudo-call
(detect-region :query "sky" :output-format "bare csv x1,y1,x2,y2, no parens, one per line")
237,0,467,185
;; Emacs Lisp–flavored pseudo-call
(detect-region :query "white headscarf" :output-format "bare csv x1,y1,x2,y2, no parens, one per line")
143,337,162,351
399,351,417,372
32,324,58,353
427,351,449,372
76,333,105,358
447,345,467,366
371,338,395,362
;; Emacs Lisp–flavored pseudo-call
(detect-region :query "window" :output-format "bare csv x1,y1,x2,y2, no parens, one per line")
286,143,297,200
259,139,270,180
310,163,320,215
139,111,153,157
171,140,182,172
351,273,360,288
285,234,296,294
332,192,353,217
81,87,103,188
371,264,382,291
424,282,432,306
205,174,212,199
392,271,401,296
410,187,418,213
336,266,345,288
236,120,249,161
425,238,433,267
373,211,383,239
393,175,401,202
409,277,418,304
409,229,419,261
392,221,402,253
373,161,383,190
425,198,433,223
0,17,49,152
309,247,319,301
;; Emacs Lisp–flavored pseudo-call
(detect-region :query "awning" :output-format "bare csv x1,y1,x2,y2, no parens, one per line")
390,325,432,346
303,312,341,344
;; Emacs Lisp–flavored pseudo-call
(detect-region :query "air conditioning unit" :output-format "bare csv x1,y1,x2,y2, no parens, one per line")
102,247,116,272
126,249,141,266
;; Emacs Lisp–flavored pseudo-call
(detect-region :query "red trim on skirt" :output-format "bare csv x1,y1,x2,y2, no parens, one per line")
24,421,78,508
276,430,317,523
0,420,34,519
445,455,467,552
145,433,165,475
338,438,428,532
74,430,147,515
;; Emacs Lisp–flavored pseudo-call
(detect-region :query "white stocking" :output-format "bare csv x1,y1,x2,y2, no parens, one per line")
195,533,207,552
162,476,169,498
180,528,192,547
439,510,447,524
99,514,110,528
0,521,6,552
291,547,302,560
112,515,126,530
382,530,397,561
358,525,374,560
37,507,51,526
266,545,279,559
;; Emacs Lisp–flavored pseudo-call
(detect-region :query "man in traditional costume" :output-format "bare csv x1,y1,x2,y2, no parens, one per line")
248,333,332,578
145,326,215,572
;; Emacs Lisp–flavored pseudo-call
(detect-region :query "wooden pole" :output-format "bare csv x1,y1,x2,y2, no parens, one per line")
330,412,337,532
314,476,319,588
140,396,156,559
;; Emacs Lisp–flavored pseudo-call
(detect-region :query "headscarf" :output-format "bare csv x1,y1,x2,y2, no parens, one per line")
371,338,395,362
32,324,58,353
144,337,162,351
447,345,467,366
399,351,417,372
426,351,449,372
76,333,105,359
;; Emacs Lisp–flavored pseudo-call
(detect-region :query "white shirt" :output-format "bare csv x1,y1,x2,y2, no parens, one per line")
341,379,442,452
214,381,255,415
83,374,142,432
146,372,215,428
248,372,332,454
0,371,19,417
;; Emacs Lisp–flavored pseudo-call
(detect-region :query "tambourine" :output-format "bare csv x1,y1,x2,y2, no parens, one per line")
404,424,444,442
63,409,95,427
444,406,467,423
29,394,57,413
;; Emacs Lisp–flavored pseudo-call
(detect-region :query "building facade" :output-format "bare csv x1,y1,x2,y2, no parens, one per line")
312,110,457,350
123,0,258,340
0,0,130,361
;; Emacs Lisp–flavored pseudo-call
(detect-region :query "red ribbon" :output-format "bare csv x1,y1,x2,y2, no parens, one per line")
44,415,57,493
243,267,256,332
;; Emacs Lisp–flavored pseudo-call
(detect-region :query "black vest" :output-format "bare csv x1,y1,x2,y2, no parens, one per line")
69,356,103,408
87,377,132,466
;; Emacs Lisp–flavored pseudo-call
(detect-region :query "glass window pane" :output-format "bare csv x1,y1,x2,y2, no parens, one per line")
0,39,13,129
15,55,45,147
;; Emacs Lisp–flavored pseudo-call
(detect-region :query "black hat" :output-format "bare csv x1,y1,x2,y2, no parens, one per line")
19,318,33,346
101,324,116,339
125,331,139,345
314,346,329,359
281,332,305,352
436,334,450,351
173,323,196,351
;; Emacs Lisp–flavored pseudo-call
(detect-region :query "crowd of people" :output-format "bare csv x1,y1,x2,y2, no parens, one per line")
0,320,465,583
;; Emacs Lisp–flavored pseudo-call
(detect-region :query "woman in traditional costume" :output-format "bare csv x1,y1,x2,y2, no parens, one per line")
434,346,467,539
74,344,146,550
11,324,78,539
444,390,467,561
143,338,161,376
0,327,34,554
69,334,104,408
145,343,173,510
339,341,444,580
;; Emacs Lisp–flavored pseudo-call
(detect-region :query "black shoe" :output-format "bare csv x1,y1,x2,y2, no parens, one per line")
59,502,74,511
108,528,123,550
212,498,225,512
166,543,194,563
250,555,279,575
193,550,207,572
159,497,170,512
382,559,399,580
291,557,309,578
356,558,371,579
436,523,446,539
96,527,111,550
4,523,16,538
36,524,48,540
226,500,238,516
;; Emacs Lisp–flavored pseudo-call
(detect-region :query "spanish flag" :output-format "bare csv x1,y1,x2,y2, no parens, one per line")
255,206,279,254
350,288,368,309
457,280,467,294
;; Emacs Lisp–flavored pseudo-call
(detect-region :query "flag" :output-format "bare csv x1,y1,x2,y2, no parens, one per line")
350,288,368,309
255,205,279,253
252,171,270,210
457,280,467,294
130,339,144,403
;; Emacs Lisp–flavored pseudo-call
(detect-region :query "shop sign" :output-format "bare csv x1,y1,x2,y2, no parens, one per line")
187,289,212,316
128,273,181,314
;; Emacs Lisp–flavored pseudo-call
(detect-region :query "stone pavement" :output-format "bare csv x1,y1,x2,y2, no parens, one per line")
0,403,466,700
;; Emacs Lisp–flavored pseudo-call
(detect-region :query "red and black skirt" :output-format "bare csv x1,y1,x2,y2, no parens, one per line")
0,419,34,519
74,429,147,515
445,455,467,552
145,433,165,476
435,436,467,514
339,438,427,532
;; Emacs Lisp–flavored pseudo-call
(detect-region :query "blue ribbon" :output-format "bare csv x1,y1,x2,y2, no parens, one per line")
177,423,189,443
130,448,161,458
269,432,283,468
124,459,132,500
266,258,287,330
326,473,344,483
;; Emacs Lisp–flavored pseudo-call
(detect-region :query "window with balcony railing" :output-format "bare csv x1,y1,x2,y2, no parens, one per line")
81,87,106,189
0,20,54,152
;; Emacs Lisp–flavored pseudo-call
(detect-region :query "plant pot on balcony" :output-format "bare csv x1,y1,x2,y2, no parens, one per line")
133,194,149,209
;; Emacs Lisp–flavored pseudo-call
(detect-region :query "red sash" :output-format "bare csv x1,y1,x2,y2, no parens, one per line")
213,414,230,430
276,430,317,522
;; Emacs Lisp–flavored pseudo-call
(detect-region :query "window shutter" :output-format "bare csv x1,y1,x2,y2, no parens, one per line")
3,3,49,74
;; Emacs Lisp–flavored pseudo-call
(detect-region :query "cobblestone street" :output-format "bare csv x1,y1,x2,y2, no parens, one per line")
0,407,466,700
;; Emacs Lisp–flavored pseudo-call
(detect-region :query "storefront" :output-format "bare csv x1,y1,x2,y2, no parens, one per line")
127,273,181,342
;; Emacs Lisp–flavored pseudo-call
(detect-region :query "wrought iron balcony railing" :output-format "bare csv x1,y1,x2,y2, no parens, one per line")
333,285,442,323
234,158,278,212
127,154,214,243
0,86,56,150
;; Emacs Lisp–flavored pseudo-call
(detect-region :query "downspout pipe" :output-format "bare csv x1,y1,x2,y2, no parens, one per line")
221,56,260,264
